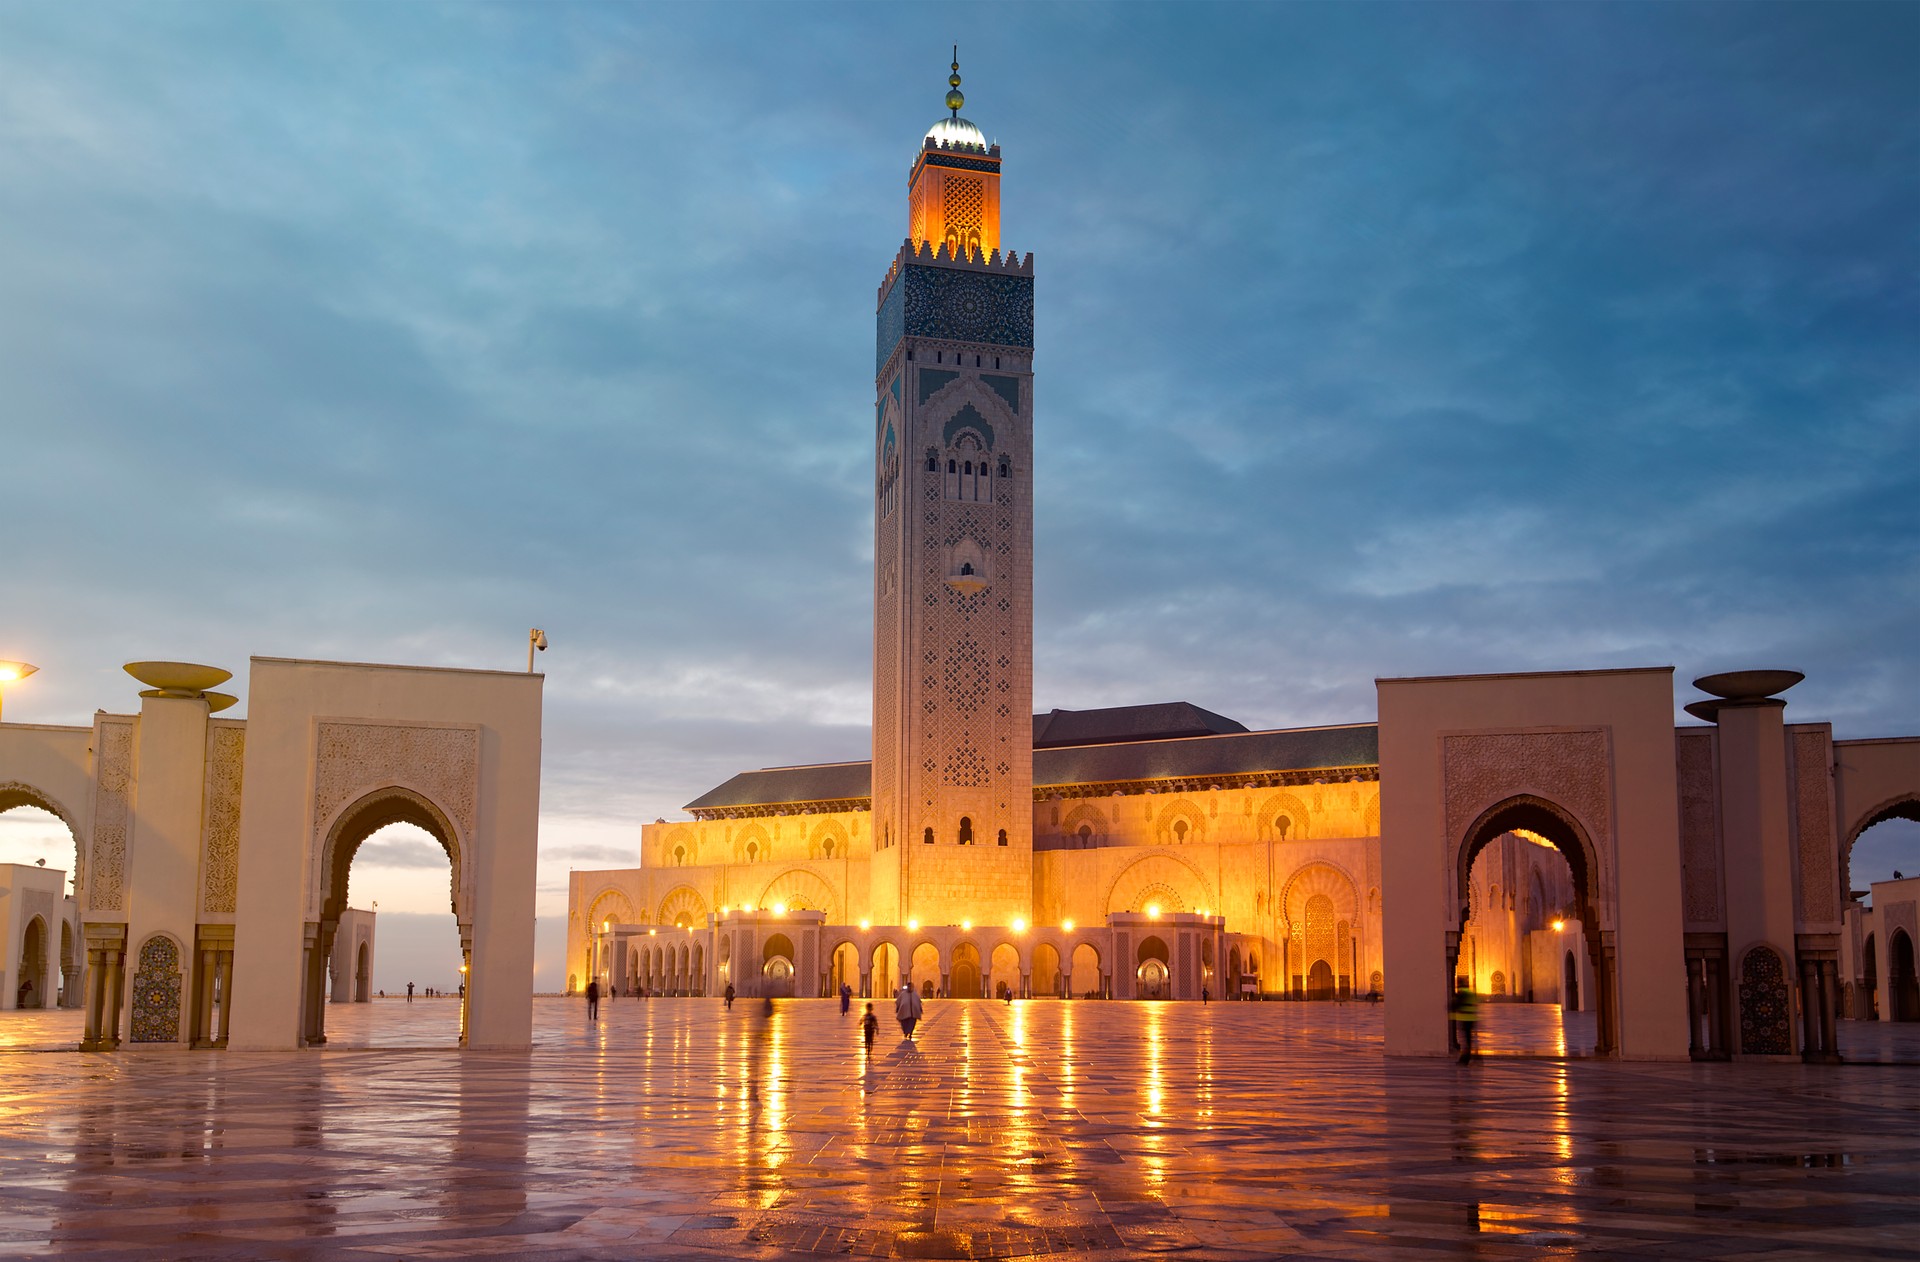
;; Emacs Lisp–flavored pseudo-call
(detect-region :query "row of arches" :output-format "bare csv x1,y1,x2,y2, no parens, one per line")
819,938,1107,1000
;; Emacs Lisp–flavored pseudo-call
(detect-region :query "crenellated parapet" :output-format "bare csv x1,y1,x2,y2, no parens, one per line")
877,238,1035,305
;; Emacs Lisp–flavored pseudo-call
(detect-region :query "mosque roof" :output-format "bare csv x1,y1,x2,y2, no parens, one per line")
1033,702,1249,749
684,760,873,812
1032,724,1379,789
925,116,988,149
681,721,1379,813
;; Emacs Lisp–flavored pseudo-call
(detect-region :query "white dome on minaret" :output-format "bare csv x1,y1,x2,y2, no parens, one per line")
926,116,987,149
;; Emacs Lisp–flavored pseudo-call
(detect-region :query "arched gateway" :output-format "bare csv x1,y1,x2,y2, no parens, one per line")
1379,668,1691,1059
1,656,543,1051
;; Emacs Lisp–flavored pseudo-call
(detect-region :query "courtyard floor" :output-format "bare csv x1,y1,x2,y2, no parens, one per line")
1,999,1917,1260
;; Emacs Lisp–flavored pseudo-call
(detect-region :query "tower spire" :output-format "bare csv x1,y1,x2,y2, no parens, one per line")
947,46,963,118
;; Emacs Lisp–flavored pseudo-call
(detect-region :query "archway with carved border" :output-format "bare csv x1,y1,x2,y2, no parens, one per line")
585,887,637,931
0,781,85,900
1840,792,1920,906
1456,794,1614,1054
1257,791,1313,842
1105,852,1214,918
1152,797,1207,846
657,885,708,929
756,867,839,924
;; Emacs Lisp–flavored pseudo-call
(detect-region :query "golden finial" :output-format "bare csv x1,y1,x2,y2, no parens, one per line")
946,46,964,116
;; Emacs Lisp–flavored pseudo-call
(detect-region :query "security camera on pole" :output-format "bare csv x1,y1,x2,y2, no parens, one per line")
527,629,547,673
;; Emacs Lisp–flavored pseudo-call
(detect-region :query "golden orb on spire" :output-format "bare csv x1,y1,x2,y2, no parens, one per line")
946,46,964,115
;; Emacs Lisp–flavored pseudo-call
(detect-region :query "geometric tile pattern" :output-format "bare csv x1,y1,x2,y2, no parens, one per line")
2,1000,1918,1259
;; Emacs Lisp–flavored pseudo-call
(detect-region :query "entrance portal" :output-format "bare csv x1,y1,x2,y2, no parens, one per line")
309,792,465,1047
1457,797,1616,1056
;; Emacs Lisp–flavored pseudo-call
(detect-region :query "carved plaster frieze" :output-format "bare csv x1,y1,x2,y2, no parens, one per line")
308,720,479,921
1442,728,1614,918
200,725,245,915
1676,730,1723,927
1792,729,1839,928
87,719,134,914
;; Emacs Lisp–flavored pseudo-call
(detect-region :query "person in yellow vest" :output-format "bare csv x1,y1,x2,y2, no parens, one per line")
1450,979,1480,1063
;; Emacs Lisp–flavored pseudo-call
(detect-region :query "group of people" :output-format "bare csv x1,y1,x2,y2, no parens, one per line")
588,975,929,1049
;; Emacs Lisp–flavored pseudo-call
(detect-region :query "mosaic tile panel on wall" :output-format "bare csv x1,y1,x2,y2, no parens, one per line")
130,935,182,1043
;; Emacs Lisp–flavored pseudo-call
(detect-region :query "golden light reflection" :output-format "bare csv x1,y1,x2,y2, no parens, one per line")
1143,1001,1165,1116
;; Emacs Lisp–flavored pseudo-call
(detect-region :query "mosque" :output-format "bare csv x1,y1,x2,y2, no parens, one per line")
564,60,1920,1060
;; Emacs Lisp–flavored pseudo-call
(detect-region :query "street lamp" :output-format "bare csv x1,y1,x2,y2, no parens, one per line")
0,661,39,723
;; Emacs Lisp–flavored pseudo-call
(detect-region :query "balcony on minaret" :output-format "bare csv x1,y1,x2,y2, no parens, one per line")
945,541,990,595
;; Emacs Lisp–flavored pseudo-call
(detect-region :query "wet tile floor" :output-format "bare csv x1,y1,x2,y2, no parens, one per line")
2,999,1918,1260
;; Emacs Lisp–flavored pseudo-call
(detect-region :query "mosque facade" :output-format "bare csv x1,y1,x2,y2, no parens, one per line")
565,63,1580,1010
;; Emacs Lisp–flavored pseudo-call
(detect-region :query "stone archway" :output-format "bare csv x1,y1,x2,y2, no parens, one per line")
1457,795,1616,1054
308,786,466,1047
1840,793,1920,904
17,915,47,1009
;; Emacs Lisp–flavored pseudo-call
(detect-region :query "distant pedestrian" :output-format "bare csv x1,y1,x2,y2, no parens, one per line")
1451,980,1479,1063
895,982,923,1039
840,982,852,1014
762,992,775,1017
724,982,736,1010
1201,987,1210,1004
862,1002,878,1050
586,978,601,1020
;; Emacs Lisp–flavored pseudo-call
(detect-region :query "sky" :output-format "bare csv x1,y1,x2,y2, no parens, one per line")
1,2,1915,995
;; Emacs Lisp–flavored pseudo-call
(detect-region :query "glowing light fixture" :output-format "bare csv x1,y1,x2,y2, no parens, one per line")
1552,918,1565,931
602,918,611,933
859,919,871,931
648,928,657,936
0,661,39,723
961,919,972,932
1062,919,1074,933
1146,904,1161,919
1011,918,1027,933
907,918,920,931
773,903,787,915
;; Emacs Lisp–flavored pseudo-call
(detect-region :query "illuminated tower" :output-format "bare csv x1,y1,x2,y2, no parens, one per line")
871,54,1035,928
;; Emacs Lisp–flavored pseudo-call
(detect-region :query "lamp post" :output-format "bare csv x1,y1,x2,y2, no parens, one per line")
0,661,39,723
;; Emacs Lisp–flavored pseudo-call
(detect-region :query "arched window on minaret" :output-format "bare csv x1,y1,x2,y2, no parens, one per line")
997,829,1008,847
958,816,974,846
923,827,935,845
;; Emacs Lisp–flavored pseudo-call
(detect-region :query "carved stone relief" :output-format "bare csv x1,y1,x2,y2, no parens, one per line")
312,721,478,847
1442,729,1613,918
1792,729,1838,927
88,719,134,914
200,724,245,915
1676,730,1722,927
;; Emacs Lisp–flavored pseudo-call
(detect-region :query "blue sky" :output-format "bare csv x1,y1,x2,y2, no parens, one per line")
1,2,1915,995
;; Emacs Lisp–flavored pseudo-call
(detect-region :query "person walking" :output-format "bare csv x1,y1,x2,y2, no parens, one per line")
724,981,736,1010
586,978,601,1021
862,1002,878,1051
895,981,924,1039
840,982,853,1015
1450,979,1479,1063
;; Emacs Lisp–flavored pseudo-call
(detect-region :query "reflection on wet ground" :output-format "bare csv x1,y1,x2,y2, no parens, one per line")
1,998,1917,1259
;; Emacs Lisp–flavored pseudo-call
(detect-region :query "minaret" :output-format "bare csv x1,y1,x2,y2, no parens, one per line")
871,54,1035,928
